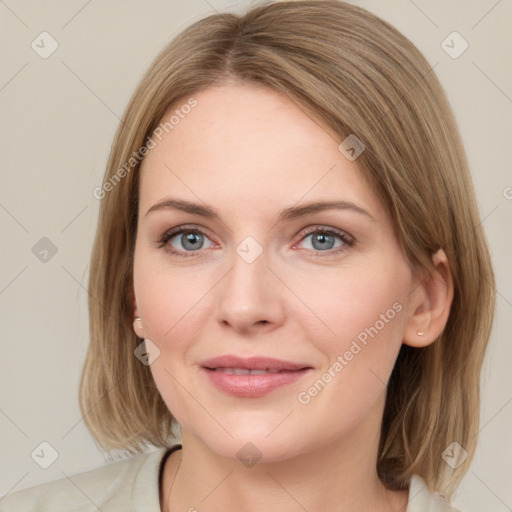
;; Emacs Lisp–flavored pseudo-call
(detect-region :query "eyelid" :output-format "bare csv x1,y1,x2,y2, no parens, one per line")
295,225,354,244
159,224,214,241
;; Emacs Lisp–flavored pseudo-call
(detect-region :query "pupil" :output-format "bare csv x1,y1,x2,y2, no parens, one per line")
183,232,203,250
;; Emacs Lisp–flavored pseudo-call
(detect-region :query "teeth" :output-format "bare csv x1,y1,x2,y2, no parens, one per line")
214,368,282,375
230,368,250,375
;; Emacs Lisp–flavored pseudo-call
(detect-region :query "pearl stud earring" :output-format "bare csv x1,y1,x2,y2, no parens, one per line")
133,317,143,334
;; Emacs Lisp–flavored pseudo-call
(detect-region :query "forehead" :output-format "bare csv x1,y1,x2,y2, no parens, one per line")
138,83,382,219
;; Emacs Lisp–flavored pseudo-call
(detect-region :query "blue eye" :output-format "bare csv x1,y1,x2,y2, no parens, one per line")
297,228,353,254
157,226,354,259
160,228,214,256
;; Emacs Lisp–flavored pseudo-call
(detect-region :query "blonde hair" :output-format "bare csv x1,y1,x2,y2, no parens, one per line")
80,0,495,497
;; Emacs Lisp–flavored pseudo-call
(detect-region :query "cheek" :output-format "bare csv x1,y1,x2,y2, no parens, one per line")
133,258,208,422
292,264,409,409
290,263,407,349
292,263,409,415
133,253,211,345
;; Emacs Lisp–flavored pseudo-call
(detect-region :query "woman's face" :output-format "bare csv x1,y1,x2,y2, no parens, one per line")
133,83,420,462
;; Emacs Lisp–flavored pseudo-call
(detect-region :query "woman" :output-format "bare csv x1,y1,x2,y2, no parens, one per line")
1,1,495,510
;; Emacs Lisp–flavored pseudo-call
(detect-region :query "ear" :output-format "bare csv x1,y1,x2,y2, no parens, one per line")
403,249,454,348
130,285,144,339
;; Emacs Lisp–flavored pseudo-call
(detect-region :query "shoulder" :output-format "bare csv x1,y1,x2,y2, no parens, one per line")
0,446,176,512
407,475,462,512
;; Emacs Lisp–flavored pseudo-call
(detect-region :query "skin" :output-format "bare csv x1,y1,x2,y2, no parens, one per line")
132,83,453,512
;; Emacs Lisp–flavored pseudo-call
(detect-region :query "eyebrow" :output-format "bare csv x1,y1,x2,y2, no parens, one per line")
145,197,375,223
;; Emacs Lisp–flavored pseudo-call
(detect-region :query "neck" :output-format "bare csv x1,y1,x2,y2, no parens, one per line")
160,405,409,511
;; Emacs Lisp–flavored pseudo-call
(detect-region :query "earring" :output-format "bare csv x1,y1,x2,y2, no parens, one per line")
417,331,424,336
133,317,143,335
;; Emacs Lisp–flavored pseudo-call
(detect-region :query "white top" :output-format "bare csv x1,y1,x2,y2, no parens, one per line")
0,445,460,511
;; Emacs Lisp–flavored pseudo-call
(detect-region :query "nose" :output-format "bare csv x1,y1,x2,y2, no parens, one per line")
215,243,286,335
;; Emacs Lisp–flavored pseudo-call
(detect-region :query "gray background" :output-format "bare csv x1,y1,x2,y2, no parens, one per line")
1,1,511,510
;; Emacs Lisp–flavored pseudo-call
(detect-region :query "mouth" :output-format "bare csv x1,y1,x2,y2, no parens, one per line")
201,354,310,369
200,355,313,397
200,355,311,373
208,368,283,375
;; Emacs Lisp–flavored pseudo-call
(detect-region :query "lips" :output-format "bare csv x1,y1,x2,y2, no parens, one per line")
200,355,312,398
212,368,281,375
201,355,309,372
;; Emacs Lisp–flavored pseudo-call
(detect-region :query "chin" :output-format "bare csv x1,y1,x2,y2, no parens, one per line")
182,418,316,466
212,436,304,465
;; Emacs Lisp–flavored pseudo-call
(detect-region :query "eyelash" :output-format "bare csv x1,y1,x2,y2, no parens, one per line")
156,225,355,259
